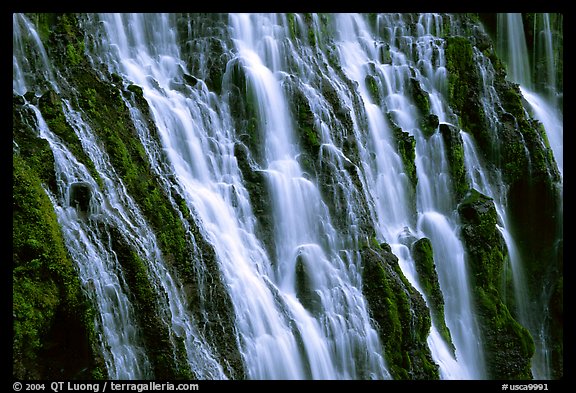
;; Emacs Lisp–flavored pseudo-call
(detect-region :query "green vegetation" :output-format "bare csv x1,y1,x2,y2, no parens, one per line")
107,226,192,379
439,123,468,202
444,23,562,378
13,155,105,379
412,238,454,354
393,126,417,192
458,188,534,379
361,242,439,380
445,36,489,160
410,77,431,115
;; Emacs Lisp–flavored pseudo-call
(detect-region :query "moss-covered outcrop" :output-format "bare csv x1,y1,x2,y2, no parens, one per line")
392,124,418,193
13,155,105,379
439,123,468,202
294,254,323,315
445,21,562,379
409,76,431,115
458,188,534,379
420,114,439,138
177,13,264,99
13,94,58,194
491,82,561,287
445,36,485,145
361,243,439,380
411,238,454,354
384,118,418,217
289,81,322,175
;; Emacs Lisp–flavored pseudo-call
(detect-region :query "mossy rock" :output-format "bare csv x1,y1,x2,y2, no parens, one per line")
439,123,468,202
458,188,535,379
361,244,439,380
444,36,488,156
412,237,454,354
420,114,439,138
13,155,104,379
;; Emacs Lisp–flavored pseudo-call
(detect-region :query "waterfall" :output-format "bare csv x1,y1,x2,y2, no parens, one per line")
14,13,226,379
229,13,392,379
13,14,152,379
83,12,391,379
520,87,563,178
494,13,563,379
497,14,532,88
13,12,562,381
497,13,563,178
331,14,487,378
32,103,153,380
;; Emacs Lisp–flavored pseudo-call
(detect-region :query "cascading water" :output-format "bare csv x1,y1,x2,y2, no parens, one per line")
494,13,563,379
30,104,153,380
332,13,486,379
496,13,563,178
13,12,562,381
497,14,533,89
83,12,392,379
520,88,563,178
14,13,227,380
229,13,393,379
13,13,151,379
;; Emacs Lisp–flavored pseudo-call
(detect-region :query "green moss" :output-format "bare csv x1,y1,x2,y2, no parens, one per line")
445,37,475,110
365,74,380,103
66,41,84,66
420,114,439,138
394,127,417,190
295,93,321,155
475,288,535,379
13,98,58,194
458,188,535,379
412,238,454,353
361,245,439,380
13,155,103,379
36,89,102,188
410,77,430,115
24,13,55,42
303,13,317,47
287,83,323,179
76,45,246,380
444,36,489,157
439,123,468,202
61,66,197,286
287,13,298,40
384,111,418,213
13,12,245,380
48,14,87,69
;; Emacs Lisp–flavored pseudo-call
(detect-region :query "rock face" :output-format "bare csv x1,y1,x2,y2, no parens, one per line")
361,243,439,380
458,188,535,379
411,237,455,355
69,182,92,214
